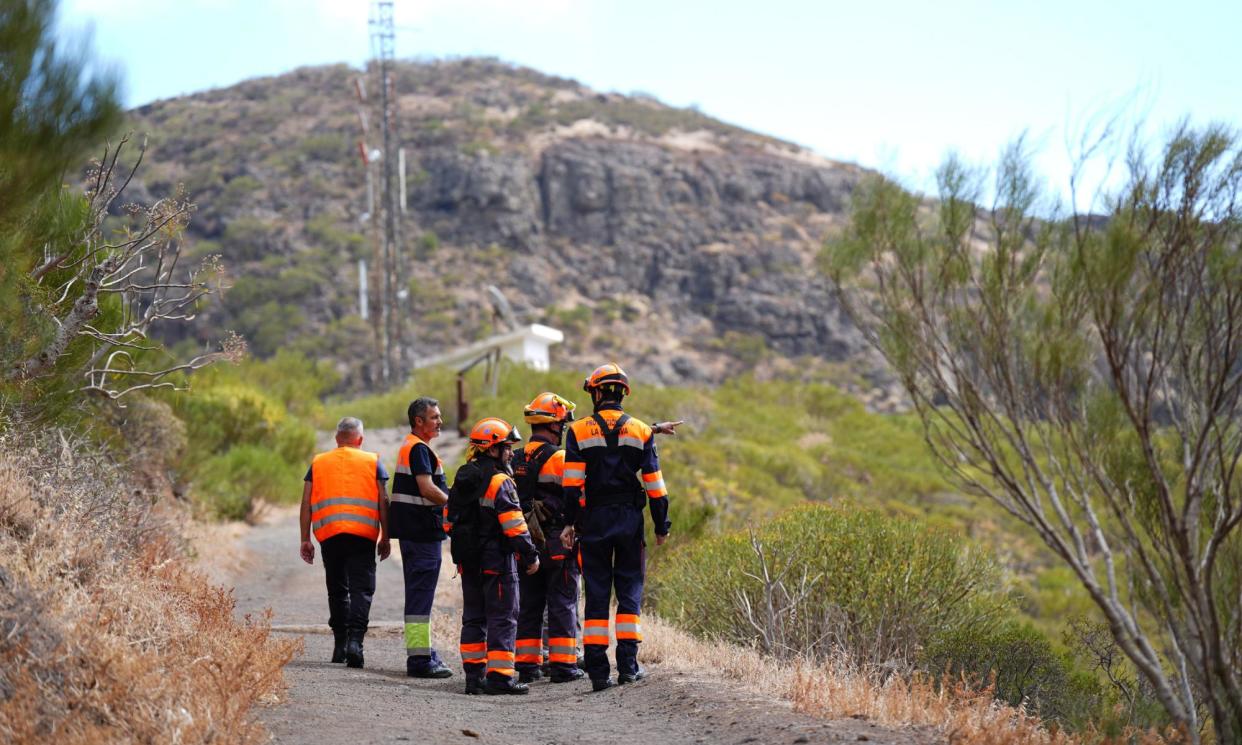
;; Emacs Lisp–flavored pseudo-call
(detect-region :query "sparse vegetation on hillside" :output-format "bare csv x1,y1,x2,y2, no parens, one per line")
119,55,860,396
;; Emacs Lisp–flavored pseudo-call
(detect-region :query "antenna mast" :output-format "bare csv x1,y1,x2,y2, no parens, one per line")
368,0,407,384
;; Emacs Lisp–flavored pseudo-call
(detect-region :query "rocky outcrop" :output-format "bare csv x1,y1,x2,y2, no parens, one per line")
125,58,886,397
409,138,866,369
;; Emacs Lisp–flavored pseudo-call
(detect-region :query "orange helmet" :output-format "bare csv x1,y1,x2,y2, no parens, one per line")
524,392,576,424
583,363,630,395
468,417,522,448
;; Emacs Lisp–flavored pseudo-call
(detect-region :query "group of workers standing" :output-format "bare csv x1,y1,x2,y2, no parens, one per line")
299,363,677,695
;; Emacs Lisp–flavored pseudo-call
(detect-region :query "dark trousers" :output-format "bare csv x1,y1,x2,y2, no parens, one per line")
399,539,445,670
321,533,377,637
516,538,580,674
459,568,518,684
579,504,645,680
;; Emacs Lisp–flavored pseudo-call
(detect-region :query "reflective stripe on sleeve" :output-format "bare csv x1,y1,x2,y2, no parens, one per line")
642,471,668,498
562,464,586,487
497,510,528,537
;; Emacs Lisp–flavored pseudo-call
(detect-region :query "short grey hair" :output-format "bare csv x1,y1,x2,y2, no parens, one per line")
408,397,439,427
336,416,364,440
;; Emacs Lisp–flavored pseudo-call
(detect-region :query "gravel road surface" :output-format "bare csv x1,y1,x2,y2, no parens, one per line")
223,428,933,745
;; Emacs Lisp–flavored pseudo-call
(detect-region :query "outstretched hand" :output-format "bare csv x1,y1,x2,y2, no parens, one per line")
653,420,685,436
300,540,315,564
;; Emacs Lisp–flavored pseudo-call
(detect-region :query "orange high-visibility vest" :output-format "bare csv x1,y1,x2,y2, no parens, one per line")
310,447,381,543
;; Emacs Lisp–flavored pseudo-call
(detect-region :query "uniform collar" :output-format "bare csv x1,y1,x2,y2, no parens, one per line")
593,402,624,413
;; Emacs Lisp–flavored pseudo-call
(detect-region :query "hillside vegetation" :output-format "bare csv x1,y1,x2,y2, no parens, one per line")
122,58,894,403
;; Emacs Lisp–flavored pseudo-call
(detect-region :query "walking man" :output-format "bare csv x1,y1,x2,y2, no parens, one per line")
300,416,391,668
389,397,453,678
561,364,671,691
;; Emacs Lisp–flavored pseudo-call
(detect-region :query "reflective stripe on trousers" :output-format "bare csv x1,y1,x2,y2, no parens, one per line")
405,614,431,655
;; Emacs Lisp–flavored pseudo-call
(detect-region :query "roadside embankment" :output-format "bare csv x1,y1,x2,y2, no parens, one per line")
0,432,298,744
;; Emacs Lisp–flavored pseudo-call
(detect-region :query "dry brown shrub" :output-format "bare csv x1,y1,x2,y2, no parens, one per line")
0,430,299,744
644,615,1183,745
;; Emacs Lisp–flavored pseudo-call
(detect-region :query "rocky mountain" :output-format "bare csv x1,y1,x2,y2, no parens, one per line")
125,58,898,404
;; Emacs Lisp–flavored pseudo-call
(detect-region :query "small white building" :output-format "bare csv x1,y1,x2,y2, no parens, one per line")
412,324,564,372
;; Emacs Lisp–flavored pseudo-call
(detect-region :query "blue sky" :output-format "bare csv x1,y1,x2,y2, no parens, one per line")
61,0,1241,201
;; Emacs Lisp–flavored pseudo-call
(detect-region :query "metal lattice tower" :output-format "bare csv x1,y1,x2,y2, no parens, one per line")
369,0,405,383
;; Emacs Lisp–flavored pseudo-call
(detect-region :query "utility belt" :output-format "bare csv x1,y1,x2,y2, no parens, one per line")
584,489,645,509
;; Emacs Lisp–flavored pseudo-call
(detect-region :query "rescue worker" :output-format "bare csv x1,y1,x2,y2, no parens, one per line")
445,417,540,695
388,397,453,678
511,392,585,684
561,364,671,692
514,392,683,685
300,416,392,669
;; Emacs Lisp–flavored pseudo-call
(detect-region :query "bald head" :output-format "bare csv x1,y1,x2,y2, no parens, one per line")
335,417,364,446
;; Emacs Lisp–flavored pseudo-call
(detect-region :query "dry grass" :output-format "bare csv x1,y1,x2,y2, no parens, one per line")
643,615,1184,745
0,430,299,744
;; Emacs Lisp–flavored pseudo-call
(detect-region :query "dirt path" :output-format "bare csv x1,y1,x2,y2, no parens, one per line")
224,429,934,745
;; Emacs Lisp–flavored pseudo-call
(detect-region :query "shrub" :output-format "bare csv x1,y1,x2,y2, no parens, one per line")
652,503,1007,668
0,430,296,743
171,377,315,519
192,444,305,521
922,620,1102,728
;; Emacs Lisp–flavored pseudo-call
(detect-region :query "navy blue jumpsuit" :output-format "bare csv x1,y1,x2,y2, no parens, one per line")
446,456,540,685
563,404,670,682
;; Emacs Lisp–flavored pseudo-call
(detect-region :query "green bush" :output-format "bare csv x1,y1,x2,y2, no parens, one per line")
923,620,1098,727
192,444,304,520
651,503,1007,667
170,370,317,519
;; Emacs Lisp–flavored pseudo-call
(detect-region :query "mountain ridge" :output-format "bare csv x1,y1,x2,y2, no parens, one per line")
124,57,897,405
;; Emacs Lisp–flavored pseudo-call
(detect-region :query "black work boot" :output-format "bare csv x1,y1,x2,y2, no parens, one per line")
331,629,346,664
550,667,585,683
591,677,616,692
618,665,647,684
344,633,365,669
464,676,485,695
518,667,543,684
484,678,530,695
407,656,453,679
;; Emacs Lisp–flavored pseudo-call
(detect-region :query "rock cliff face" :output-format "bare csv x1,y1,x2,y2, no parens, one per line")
126,58,893,401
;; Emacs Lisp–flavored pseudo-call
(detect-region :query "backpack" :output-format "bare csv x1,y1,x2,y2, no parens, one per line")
510,441,558,512
447,459,493,566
